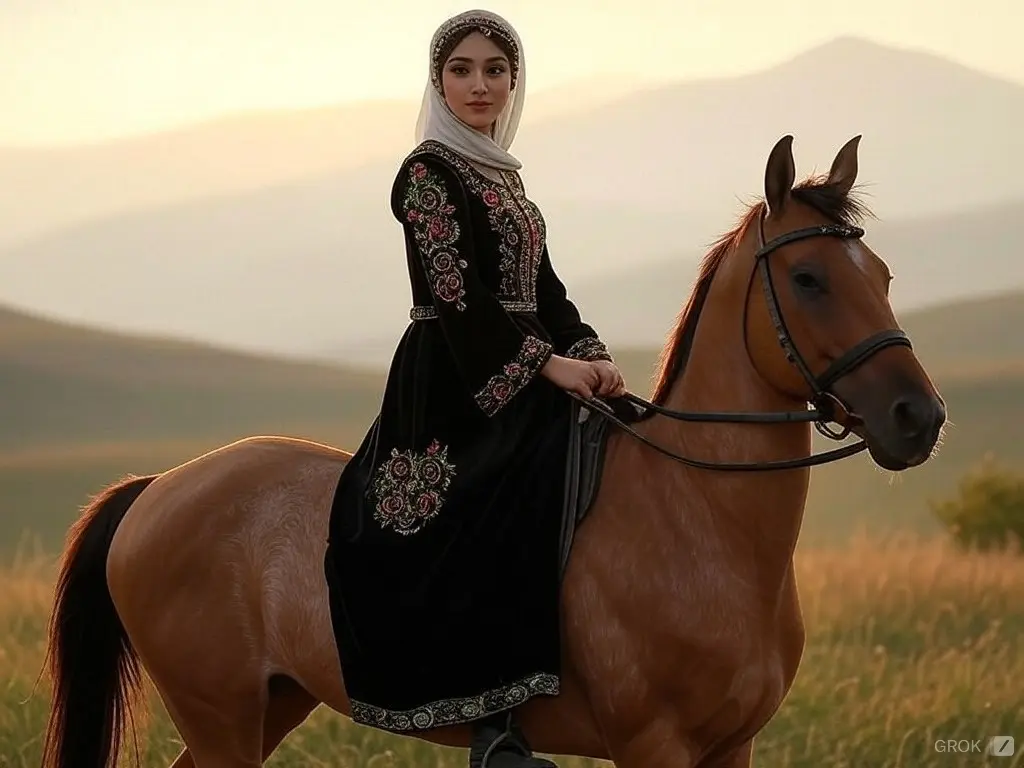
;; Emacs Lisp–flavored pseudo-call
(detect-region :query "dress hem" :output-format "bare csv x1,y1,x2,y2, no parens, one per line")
349,671,560,732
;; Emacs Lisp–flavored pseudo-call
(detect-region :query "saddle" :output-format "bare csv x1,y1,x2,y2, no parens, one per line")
558,396,646,580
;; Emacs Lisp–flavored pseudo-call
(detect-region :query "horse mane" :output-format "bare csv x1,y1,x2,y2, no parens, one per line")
650,175,872,405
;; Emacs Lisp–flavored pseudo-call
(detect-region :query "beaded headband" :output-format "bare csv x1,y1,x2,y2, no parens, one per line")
430,14,520,93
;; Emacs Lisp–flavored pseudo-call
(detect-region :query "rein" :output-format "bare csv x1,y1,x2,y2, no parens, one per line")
573,210,912,472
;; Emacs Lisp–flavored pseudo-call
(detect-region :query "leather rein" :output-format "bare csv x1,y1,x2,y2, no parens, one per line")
572,210,913,472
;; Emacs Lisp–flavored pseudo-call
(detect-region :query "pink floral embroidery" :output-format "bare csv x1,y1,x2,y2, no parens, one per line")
474,335,553,417
413,142,546,308
402,161,468,311
481,188,501,207
371,439,457,536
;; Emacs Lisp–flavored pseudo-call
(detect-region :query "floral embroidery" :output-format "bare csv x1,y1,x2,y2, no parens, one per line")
565,337,614,363
351,672,559,732
474,335,553,417
402,160,469,311
371,439,457,535
412,142,546,308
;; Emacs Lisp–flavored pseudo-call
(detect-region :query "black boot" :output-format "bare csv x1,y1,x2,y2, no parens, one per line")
468,710,558,768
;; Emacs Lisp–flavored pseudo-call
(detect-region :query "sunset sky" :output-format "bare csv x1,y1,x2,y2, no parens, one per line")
1,0,1019,146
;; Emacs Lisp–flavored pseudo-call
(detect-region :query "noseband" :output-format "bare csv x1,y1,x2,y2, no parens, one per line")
576,210,913,471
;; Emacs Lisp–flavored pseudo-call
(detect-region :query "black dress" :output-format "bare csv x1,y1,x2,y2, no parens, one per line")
324,139,614,734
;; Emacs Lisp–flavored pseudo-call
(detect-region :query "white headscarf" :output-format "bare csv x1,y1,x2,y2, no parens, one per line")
413,9,527,182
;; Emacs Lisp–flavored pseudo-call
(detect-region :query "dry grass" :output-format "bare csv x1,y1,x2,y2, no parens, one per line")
1,531,1021,766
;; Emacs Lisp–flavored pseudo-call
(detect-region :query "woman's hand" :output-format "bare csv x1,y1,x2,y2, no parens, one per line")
590,359,626,397
540,355,600,398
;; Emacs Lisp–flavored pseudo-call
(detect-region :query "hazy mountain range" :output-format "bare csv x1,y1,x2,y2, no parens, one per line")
0,36,1021,363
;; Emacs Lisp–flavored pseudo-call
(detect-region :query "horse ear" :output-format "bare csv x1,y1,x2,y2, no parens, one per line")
827,134,862,197
764,135,796,216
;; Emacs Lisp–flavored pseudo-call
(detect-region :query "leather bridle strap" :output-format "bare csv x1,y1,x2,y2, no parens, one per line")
571,211,914,471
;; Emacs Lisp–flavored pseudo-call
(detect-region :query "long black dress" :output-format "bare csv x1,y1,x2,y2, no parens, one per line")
323,139,614,734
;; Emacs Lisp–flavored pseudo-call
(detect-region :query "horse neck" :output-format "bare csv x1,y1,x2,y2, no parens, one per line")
641,234,813,569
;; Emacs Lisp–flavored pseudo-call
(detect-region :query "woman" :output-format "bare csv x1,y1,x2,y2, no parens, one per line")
324,9,626,767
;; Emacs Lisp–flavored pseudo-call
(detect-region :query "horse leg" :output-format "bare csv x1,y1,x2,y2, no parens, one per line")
700,741,753,768
609,726,754,768
161,678,316,767
604,717,698,768
148,672,267,767
259,676,319,759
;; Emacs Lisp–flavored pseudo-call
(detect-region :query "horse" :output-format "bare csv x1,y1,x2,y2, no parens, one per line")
38,134,946,768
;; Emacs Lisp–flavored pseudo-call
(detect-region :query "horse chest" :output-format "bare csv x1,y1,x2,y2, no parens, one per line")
669,590,802,742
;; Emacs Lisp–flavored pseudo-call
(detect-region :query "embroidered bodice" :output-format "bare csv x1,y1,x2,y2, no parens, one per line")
393,140,547,318
388,139,613,417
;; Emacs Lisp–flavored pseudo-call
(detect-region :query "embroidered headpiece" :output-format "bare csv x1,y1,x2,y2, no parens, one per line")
430,13,521,93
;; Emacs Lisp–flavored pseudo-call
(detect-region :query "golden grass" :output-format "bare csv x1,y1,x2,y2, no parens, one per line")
1,532,1021,767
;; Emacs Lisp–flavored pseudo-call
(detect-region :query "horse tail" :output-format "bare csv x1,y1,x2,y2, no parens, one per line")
39,473,159,768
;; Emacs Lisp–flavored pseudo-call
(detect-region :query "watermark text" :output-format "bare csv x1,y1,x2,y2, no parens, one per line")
933,737,1014,757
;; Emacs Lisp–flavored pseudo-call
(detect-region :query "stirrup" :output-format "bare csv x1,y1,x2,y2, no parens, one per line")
470,711,556,768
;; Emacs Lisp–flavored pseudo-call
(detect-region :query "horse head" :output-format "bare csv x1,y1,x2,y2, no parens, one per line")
742,134,947,470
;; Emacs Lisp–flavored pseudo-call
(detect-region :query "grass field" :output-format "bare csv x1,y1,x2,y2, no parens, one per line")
0,294,1021,765
1,533,1021,767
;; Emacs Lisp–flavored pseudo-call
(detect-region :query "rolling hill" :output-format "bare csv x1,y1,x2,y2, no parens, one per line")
0,305,389,560
0,304,385,452
0,291,1021,560
0,181,1019,368
609,289,1024,391
0,36,1023,364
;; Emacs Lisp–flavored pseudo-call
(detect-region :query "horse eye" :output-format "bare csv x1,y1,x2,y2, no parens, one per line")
791,269,825,295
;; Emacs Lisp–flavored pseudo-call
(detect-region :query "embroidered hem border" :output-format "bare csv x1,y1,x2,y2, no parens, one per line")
350,672,560,732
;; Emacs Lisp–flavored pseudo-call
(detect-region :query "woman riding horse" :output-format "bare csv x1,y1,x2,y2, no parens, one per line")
323,9,626,768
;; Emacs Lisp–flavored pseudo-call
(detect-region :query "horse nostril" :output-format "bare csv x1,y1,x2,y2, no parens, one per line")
890,396,927,439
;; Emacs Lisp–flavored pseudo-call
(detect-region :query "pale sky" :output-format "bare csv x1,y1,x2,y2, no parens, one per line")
1,0,1020,146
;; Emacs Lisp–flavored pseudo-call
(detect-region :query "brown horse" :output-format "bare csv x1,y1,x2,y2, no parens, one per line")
39,135,945,768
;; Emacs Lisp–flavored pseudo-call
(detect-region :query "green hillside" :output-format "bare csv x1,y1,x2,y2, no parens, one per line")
0,307,389,559
1,293,1021,560
0,305,387,448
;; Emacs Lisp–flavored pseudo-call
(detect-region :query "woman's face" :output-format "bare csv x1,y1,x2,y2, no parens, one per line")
441,31,513,134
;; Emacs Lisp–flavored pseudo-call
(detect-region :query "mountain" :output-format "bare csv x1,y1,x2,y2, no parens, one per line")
509,35,1024,219
0,76,645,249
0,176,695,359
0,101,414,249
4,37,1020,250
1,36,1022,361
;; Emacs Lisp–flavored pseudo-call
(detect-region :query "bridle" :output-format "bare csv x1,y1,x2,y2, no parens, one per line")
574,209,913,471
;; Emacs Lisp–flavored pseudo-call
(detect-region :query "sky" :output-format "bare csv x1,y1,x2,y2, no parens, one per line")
1,0,1021,146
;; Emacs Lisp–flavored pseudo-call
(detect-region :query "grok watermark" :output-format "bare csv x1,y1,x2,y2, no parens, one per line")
934,736,1014,757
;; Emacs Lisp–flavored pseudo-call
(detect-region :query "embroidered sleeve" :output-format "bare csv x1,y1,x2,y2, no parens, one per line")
395,155,553,416
535,245,614,363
